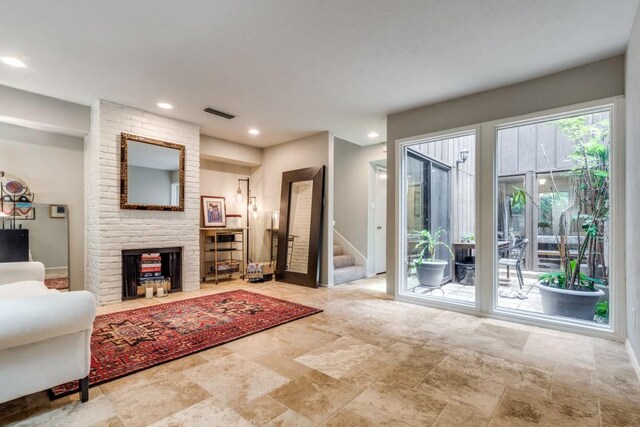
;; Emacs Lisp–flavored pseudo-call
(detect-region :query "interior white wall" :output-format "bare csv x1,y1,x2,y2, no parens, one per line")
387,55,625,297
251,132,333,285
0,85,90,137
200,159,252,222
334,138,386,274
200,134,263,167
0,122,84,290
625,5,640,368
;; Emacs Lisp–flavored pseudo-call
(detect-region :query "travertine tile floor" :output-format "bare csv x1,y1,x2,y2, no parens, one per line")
2,275,639,426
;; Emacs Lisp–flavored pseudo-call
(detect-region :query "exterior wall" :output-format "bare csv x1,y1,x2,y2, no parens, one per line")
497,112,609,176
387,55,625,296
626,5,640,367
84,101,200,305
411,134,476,242
0,123,84,290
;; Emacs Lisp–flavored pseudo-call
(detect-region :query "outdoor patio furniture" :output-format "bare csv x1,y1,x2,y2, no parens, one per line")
411,281,445,296
456,262,476,285
498,238,529,289
452,241,510,285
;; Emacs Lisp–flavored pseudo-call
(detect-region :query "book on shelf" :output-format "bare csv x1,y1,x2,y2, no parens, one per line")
142,252,161,258
141,271,163,278
140,262,161,268
139,276,165,283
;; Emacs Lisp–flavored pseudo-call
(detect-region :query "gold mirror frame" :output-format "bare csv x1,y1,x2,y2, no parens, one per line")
120,133,185,211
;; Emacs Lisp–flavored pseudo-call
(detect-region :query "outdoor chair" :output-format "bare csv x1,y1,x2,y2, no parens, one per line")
498,238,529,289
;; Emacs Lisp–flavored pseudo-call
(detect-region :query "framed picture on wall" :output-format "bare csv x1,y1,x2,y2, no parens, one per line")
50,205,67,218
201,196,226,227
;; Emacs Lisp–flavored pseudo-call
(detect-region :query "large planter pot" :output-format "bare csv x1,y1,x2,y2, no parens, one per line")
415,260,447,288
535,283,605,321
595,284,609,303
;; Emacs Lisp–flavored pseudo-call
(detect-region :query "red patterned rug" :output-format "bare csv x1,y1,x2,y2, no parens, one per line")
44,277,69,290
51,290,321,397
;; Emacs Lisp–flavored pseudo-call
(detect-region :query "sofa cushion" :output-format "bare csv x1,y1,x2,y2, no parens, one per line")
0,280,54,299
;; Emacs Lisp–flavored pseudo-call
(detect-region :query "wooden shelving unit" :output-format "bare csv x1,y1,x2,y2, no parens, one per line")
200,228,247,283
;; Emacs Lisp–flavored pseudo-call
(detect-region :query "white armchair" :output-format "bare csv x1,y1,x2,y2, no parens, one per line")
0,262,96,404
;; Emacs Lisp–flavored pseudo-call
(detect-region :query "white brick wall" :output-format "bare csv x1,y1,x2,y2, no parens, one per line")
84,101,200,305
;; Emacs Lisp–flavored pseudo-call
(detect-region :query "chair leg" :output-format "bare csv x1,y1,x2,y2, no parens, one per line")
79,376,89,403
516,265,524,290
506,265,510,279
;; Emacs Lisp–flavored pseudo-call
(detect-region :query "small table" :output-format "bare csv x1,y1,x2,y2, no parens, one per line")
450,241,511,284
451,241,511,256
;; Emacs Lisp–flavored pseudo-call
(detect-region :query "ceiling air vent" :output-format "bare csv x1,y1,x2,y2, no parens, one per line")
203,107,235,120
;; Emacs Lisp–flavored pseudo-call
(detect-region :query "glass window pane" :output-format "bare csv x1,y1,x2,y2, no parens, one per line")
401,133,476,305
496,111,610,325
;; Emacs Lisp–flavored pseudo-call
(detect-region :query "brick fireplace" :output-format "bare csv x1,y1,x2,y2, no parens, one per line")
84,101,200,305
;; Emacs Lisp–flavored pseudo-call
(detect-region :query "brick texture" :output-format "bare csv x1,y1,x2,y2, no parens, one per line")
84,101,200,305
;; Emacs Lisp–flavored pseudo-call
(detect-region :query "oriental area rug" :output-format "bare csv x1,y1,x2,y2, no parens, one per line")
51,289,321,397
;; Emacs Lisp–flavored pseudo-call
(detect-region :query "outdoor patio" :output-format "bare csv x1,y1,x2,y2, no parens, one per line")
408,267,544,314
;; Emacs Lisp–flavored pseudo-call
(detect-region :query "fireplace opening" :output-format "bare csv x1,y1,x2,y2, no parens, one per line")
122,247,182,299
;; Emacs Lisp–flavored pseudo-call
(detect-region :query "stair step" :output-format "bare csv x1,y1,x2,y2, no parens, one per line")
334,265,367,285
333,254,355,269
333,245,344,256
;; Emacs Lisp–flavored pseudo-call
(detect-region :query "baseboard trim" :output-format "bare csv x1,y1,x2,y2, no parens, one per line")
626,340,640,382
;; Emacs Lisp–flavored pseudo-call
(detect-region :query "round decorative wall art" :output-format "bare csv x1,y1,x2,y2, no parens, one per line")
0,172,35,220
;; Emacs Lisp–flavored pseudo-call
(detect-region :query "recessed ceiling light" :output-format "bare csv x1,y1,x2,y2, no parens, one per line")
368,132,379,138
248,128,260,135
1,57,27,68
156,102,173,109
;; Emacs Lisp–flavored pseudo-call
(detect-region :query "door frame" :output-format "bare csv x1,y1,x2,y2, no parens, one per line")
406,148,452,281
373,166,387,274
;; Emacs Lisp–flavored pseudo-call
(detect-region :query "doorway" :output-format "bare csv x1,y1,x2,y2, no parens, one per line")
406,150,452,281
374,166,387,274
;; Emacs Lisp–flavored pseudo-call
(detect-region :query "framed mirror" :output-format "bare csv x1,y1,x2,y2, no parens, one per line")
120,133,185,211
276,166,325,287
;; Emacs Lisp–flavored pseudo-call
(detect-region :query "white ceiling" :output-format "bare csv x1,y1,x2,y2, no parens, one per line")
0,0,637,147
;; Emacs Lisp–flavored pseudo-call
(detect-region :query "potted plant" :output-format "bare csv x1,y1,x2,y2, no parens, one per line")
413,227,453,288
536,263,604,321
511,116,609,321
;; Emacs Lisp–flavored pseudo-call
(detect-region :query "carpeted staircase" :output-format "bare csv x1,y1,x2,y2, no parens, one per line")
333,244,367,285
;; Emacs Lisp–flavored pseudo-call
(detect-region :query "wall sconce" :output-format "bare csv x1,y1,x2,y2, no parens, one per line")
249,196,258,220
236,178,248,203
456,148,470,166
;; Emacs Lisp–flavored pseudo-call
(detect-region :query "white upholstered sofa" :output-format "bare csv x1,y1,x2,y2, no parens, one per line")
0,262,96,404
